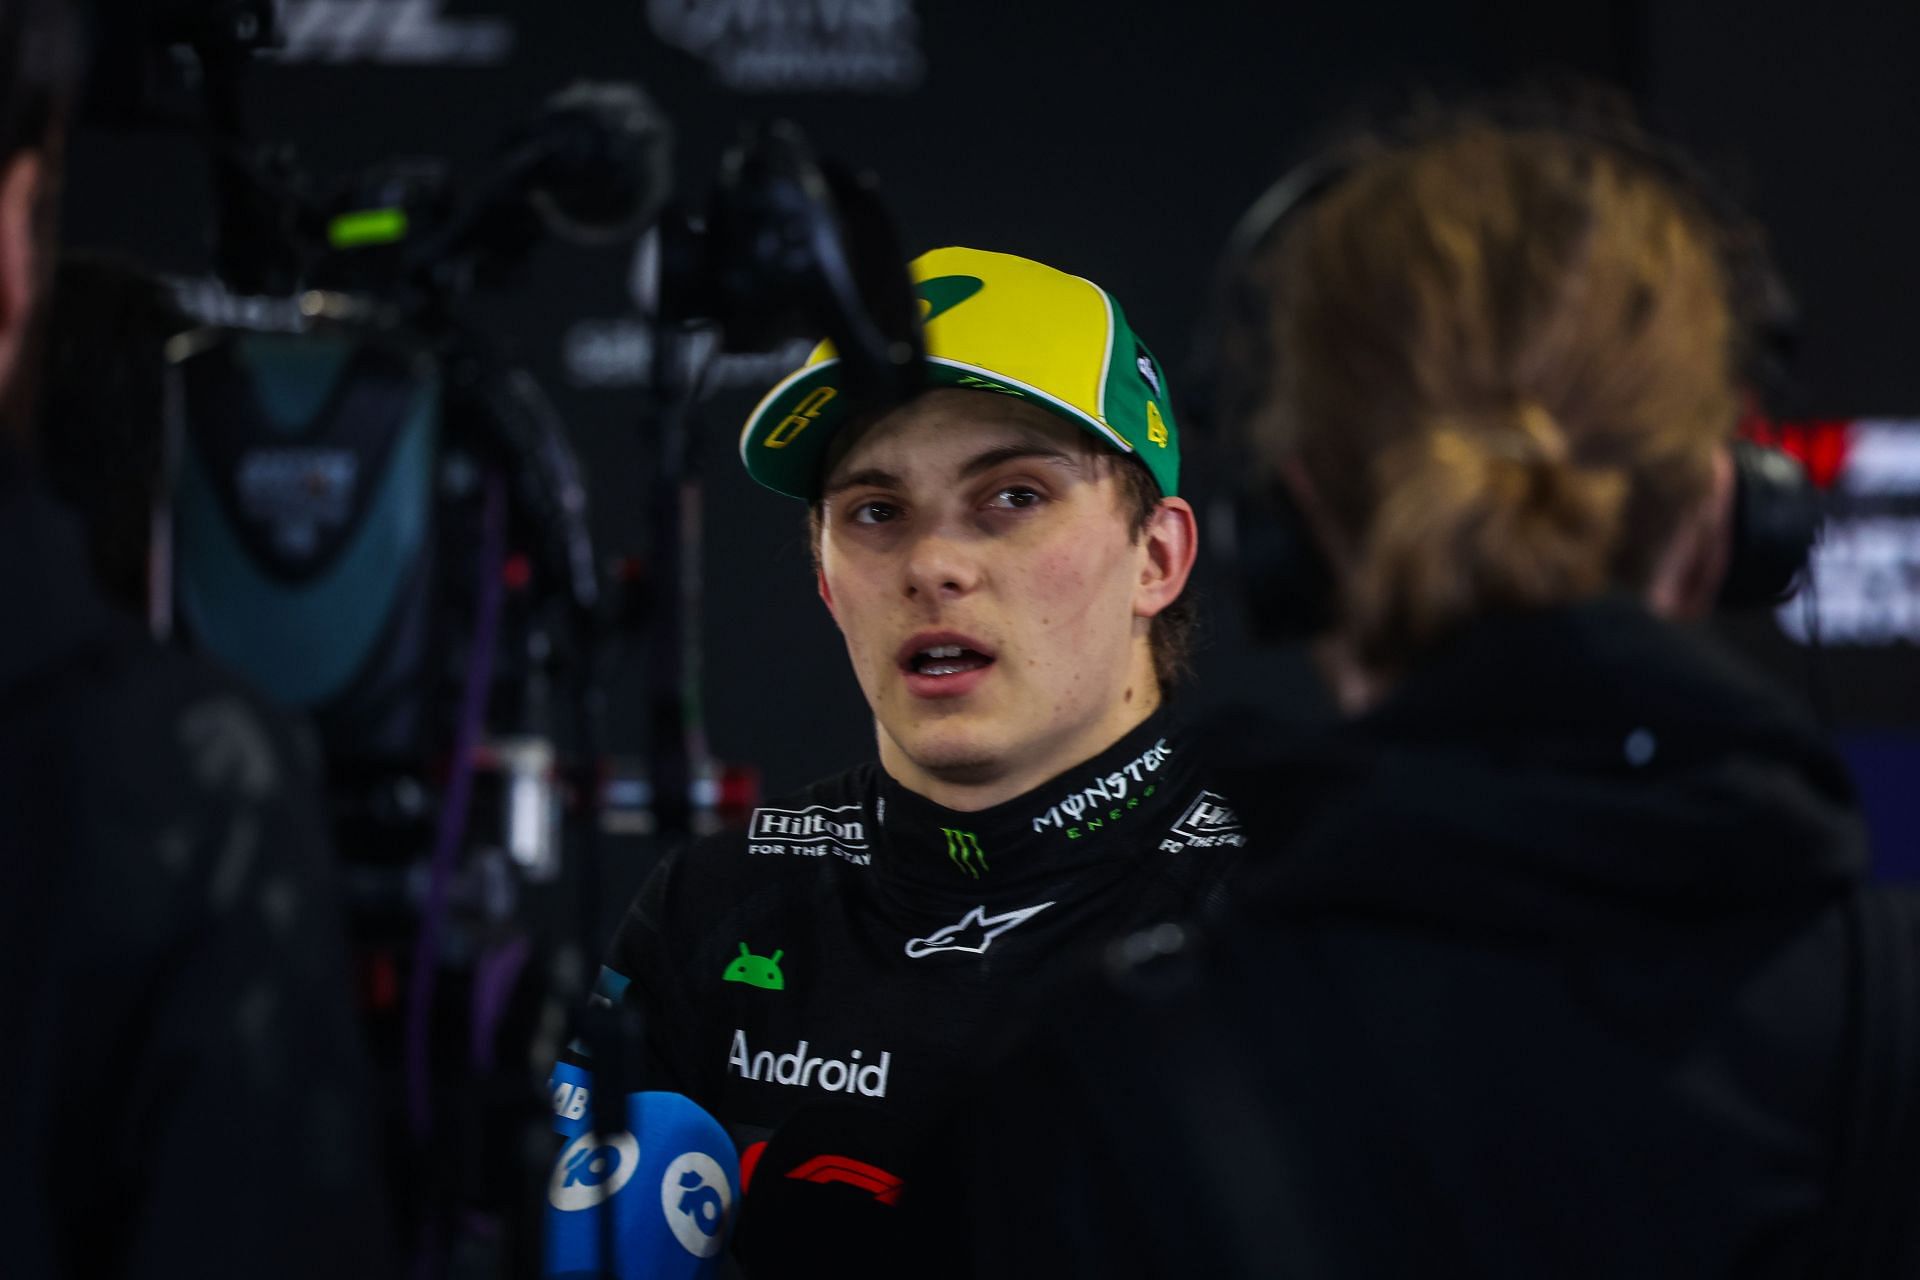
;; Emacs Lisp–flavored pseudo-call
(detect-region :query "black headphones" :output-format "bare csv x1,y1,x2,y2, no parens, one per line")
1199,101,1822,645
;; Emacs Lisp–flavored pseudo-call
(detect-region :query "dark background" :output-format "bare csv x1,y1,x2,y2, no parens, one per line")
62,0,1920,867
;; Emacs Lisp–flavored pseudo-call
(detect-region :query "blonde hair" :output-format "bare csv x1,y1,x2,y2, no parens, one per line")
1255,121,1741,671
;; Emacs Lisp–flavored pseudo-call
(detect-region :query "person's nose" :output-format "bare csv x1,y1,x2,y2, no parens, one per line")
902,516,984,602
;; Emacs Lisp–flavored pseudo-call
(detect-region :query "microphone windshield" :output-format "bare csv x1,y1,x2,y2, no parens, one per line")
526,81,674,247
544,1091,739,1279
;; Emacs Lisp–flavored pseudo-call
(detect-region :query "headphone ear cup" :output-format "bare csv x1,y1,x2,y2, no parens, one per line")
1718,437,1822,609
1223,481,1339,645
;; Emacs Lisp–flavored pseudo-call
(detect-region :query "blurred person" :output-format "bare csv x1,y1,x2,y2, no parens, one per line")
38,252,187,615
561,247,1245,1271
939,99,1920,1277
0,3,390,1275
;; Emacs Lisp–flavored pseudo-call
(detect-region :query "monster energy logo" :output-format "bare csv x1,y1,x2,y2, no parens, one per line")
1030,737,1173,838
941,828,987,878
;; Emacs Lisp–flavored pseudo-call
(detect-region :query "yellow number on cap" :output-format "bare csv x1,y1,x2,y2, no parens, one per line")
765,387,838,449
1146,401,1169,447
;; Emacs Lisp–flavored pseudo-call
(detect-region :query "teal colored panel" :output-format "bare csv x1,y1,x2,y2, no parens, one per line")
236,335,360,437
177,377,438,707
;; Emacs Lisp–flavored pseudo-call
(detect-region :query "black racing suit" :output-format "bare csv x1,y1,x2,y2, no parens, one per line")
560,706,1244,1272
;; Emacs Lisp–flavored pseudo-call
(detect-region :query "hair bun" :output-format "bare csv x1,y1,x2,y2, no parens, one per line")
1351,404,1628,667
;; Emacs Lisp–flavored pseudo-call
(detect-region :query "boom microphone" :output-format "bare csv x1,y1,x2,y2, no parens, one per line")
544,1091,740,1279
520,81,674,247
405,81,674,277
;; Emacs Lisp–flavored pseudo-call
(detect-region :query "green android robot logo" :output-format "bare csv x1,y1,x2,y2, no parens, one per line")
722,943,785,990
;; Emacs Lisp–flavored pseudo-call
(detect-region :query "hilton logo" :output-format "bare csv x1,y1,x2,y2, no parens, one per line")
1166,791,1245,851
749,804,867,845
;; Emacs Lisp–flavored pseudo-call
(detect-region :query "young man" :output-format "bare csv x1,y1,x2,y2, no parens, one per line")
565,247,1246,1266
0,4,387,1275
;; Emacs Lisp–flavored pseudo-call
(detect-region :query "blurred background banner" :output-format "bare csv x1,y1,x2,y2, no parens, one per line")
64,0,1920,867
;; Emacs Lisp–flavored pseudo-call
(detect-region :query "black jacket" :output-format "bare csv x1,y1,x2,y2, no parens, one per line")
0,456,389,1278
948,599,1918,1278
580,707,1245,1273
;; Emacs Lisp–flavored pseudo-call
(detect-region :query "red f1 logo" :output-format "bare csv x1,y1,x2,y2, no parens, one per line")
784,1155,904,1206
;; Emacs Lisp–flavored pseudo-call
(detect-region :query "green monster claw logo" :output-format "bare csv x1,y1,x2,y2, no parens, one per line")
722,943,786,990
942,828,988,879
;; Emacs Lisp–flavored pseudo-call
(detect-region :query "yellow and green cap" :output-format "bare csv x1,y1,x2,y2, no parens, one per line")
738,245,1181,500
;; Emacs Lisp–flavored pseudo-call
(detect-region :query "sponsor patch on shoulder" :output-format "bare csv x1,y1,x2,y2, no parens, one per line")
1165,790,1245,850
1030,737,1174,839
1135,342,1162,397
747,803,871,866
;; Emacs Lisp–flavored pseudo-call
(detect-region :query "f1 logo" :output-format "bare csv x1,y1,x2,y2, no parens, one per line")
785,1154,904,1205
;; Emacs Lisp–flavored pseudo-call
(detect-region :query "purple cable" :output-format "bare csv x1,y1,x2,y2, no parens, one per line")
470,934,531,1073
406,475,507,1142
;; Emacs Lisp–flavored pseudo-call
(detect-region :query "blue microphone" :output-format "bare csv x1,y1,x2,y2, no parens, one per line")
544,1090,740,1279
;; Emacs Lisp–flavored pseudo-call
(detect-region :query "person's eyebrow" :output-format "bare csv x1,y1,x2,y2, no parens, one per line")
956,443,1083,480
822,444,1083,498
822,467,904,499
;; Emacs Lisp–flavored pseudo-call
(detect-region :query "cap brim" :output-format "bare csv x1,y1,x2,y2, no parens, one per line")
740,358,1136,501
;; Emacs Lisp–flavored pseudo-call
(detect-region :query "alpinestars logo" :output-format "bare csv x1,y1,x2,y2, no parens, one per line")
1031,738,1173,839
1161,790,1246,852
905,902,1054,958
269,0,516,66
728,1031,892,1097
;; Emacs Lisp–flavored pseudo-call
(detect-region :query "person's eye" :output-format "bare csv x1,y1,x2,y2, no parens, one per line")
849,500,901,525
988,485,1044,511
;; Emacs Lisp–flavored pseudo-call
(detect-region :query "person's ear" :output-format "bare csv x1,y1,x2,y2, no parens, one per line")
816,565,839,621
1132,496,1199,619
1647,445,1736,621
0,150,47,405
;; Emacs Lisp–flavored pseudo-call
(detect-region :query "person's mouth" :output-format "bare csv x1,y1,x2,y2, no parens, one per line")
897,631,997,697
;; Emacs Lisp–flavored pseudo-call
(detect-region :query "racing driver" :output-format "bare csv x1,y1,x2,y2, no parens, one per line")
558,247,1247,1269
